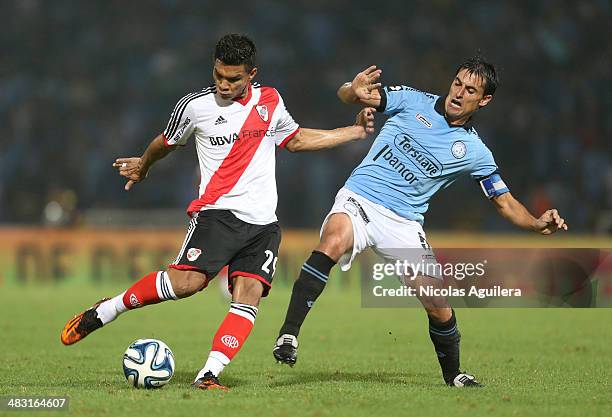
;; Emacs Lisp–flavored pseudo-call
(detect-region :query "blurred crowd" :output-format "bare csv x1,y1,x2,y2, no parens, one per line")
1,0,610,232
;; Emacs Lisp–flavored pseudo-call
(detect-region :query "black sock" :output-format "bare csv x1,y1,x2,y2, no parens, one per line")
428,309,461,384
279,251,336,337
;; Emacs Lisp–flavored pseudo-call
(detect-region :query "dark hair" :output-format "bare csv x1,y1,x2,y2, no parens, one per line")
214,34,257,71
455,56,499,96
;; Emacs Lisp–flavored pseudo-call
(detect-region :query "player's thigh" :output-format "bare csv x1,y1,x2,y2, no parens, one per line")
319,188,372,271
169,210,243,289
367,211,451,321
317,213,355,261
373,218,440,278
228,222,281,299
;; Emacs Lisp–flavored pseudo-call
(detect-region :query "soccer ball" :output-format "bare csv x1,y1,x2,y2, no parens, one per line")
122,339,175,389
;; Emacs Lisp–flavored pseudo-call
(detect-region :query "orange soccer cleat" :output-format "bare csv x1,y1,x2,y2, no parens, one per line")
60,298,110,345
192,372,229,392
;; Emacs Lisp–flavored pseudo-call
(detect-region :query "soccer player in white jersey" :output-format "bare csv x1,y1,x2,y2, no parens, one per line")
60,34,375,391
274,58,568,387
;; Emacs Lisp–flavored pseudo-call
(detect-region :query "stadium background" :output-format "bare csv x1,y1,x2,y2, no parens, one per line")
1,2,611,416
1,0,610,284
1,0,611,231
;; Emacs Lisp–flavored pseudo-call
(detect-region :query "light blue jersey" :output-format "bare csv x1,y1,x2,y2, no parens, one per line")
344,85,508,224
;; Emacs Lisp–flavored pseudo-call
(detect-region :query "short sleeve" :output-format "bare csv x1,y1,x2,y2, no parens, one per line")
471,146,510,199
162,95,196,147
274,93,300,148
377,85,424,115
470,147,498,180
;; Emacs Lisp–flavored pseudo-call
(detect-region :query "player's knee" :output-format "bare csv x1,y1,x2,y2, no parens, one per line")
318,214,352,255
426,307,452,324
167,269,207,298
231,276,264,306
318,231,351,261
322,233,345,249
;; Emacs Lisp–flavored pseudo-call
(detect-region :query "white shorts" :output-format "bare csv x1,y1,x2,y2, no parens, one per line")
321,187,440,278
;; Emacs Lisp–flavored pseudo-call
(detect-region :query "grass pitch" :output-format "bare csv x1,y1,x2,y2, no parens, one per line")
1,283,611,417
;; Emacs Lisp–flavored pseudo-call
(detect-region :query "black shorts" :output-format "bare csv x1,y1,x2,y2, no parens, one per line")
169,210,281,297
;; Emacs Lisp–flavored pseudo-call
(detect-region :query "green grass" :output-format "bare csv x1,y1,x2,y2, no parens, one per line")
1,283,611,417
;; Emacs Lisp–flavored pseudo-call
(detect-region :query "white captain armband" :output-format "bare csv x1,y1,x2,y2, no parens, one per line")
479,173,509,199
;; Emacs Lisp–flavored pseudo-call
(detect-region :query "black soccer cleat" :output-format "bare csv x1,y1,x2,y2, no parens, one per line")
192,371,229,391
447,372,483,387
273,334,298,367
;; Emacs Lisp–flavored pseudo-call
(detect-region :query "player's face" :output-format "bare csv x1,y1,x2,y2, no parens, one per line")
444,68,492,125
213,60,257,100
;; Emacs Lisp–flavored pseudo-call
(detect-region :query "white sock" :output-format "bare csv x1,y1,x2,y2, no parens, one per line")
95,292,128,325
196,351,230,380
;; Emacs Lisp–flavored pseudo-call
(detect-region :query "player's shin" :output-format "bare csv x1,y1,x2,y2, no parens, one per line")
95,271,178,325
428,309,461,384
278,251,336,337
196,302,258,379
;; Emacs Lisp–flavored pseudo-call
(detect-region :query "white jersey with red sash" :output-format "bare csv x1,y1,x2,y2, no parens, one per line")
162,83,300,225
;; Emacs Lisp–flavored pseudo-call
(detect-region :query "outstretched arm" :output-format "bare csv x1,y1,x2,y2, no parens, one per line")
112,134,176,190
492,192,568,235
285,108,375,152
337,65,383,107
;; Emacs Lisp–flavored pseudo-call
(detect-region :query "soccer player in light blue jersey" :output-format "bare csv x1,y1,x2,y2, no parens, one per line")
274,57,568,387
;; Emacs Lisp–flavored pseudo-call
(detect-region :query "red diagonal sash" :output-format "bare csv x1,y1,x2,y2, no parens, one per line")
187,87,279,214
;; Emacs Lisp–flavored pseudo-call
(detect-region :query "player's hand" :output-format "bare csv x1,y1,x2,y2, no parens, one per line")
535,209,568,235
112,157,148,191
355,107,376,138
351,66,382,101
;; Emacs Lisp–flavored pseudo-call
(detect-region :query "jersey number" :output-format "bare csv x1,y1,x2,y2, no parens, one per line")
261,250,278,276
